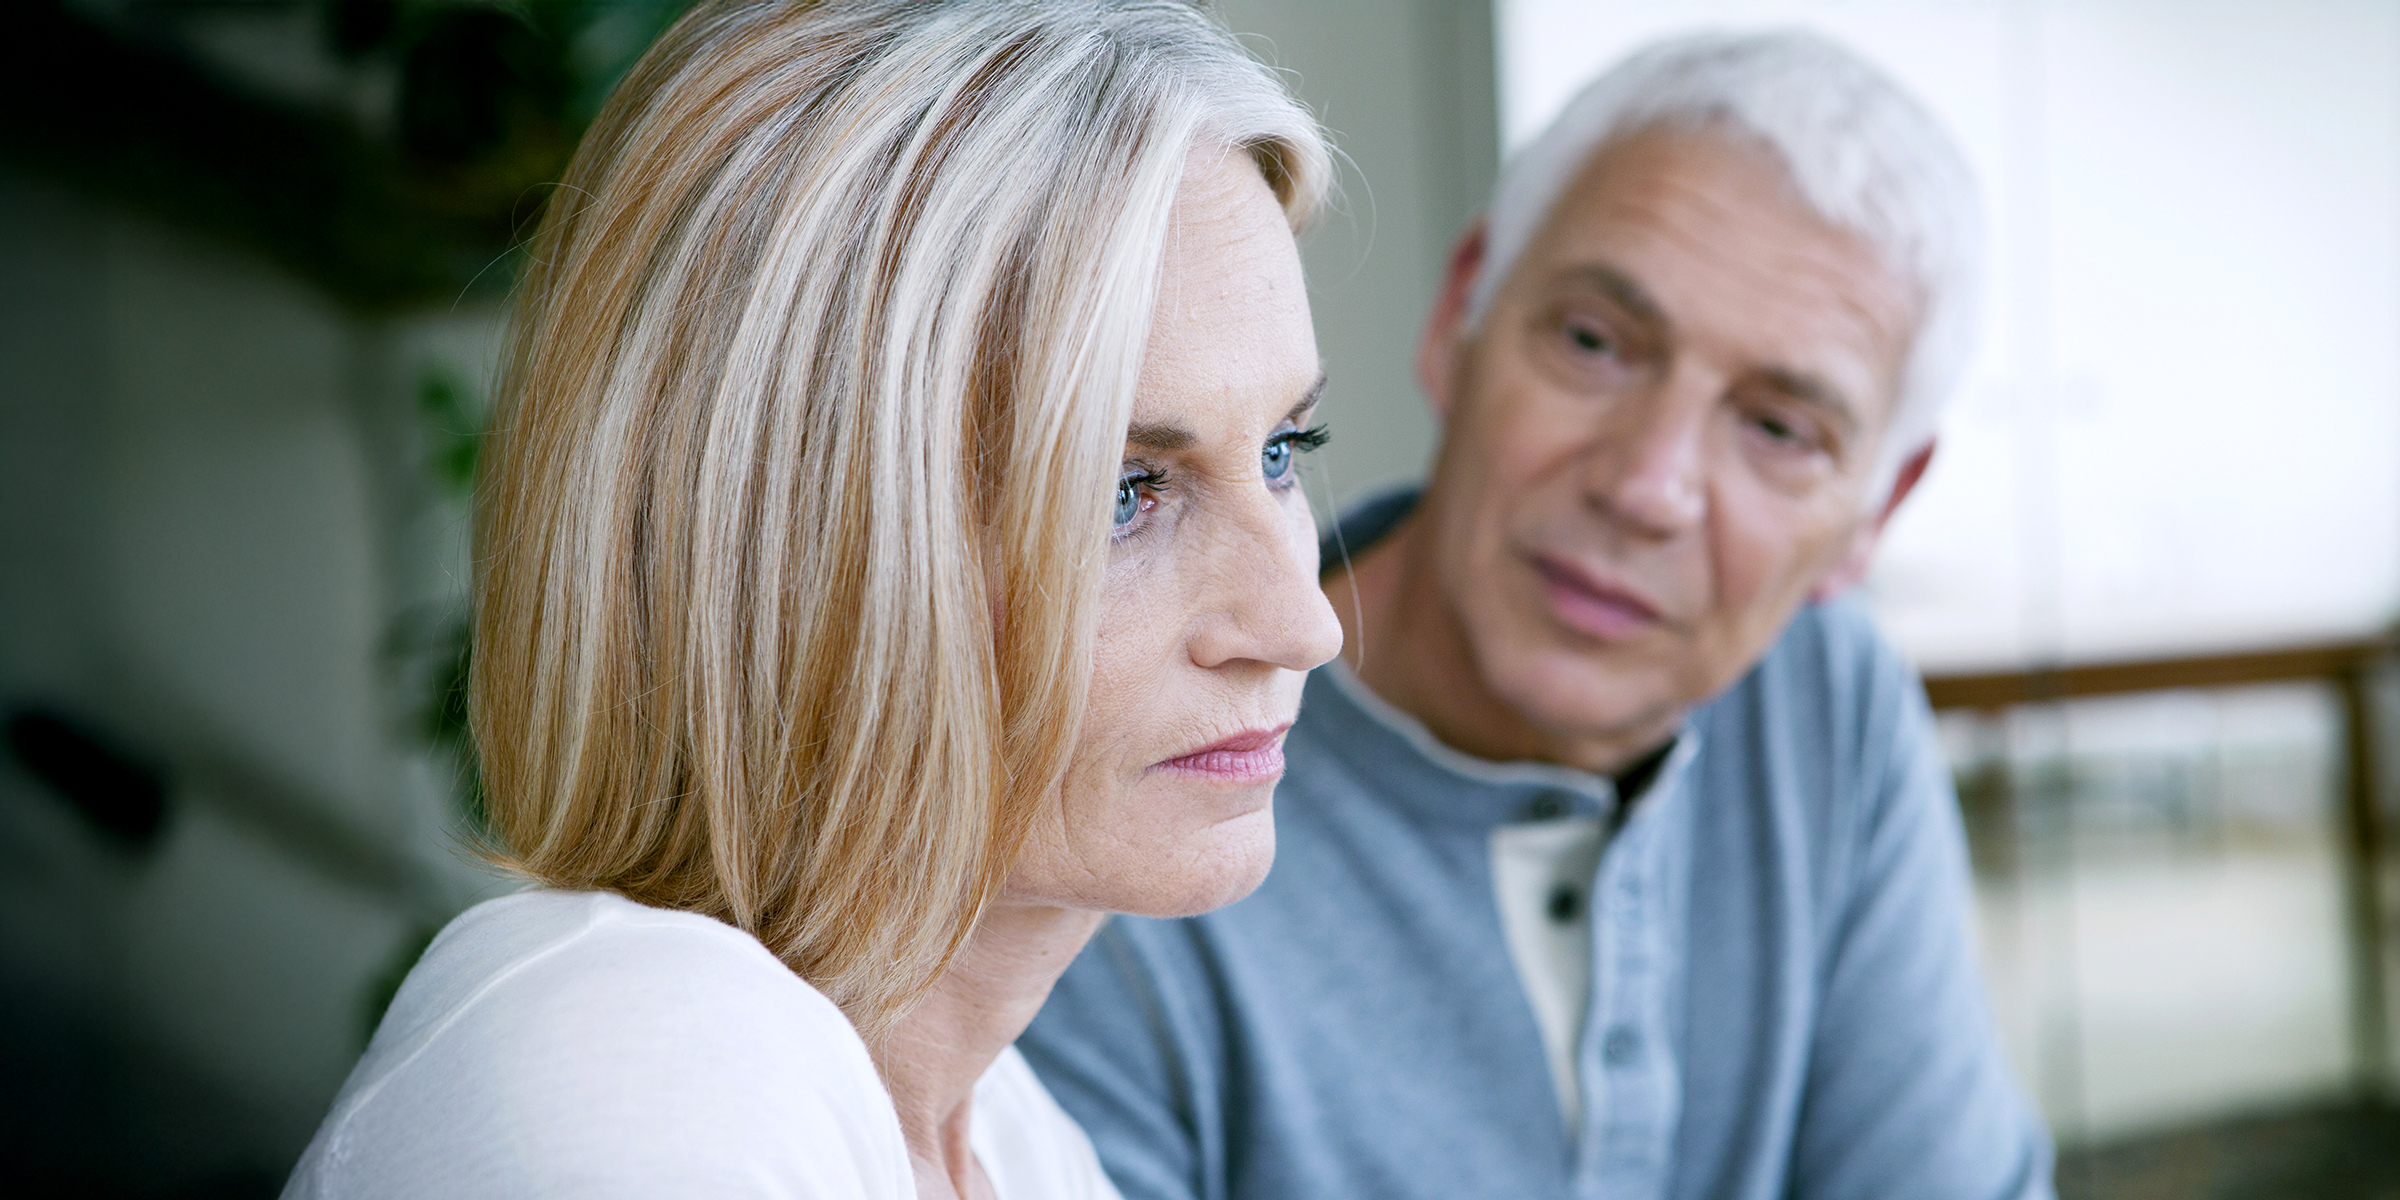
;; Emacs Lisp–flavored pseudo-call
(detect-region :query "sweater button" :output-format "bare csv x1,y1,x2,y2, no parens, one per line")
1526,793,1567,821
1602,1026,1642,1067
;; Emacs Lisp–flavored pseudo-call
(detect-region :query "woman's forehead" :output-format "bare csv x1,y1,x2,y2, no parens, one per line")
1139,152,1318,437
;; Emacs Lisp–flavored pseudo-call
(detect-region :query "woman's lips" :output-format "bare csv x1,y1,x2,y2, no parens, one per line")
1534,555,1662,641
1152,724,1293,784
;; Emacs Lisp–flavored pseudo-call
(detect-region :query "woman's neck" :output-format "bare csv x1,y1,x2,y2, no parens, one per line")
870,900,1106,1200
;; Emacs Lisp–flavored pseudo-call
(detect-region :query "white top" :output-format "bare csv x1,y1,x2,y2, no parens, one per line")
1489,816,1607,1129
284,889,1123,1200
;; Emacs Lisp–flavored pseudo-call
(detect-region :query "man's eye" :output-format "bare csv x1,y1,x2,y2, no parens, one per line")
1747,409,1823,453
1565,322,1612,354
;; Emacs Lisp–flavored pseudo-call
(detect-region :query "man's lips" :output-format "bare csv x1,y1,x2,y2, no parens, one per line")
1151,724,1293,784
1534,555,1664,641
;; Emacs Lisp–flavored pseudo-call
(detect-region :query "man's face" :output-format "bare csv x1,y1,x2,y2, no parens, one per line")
1420,126,1917,749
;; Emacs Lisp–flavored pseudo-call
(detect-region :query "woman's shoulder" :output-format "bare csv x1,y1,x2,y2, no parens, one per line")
356,889,865,1078
286,889,910,1199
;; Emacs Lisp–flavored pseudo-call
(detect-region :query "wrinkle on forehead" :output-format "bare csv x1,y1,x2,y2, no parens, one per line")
1154,145,1296,316
1139,143,1318,435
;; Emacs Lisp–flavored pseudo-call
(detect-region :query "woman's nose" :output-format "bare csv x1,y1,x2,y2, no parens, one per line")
1186,498,1343,674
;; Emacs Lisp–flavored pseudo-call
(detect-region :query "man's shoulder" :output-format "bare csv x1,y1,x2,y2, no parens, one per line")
1714,596,1924,739
1687,597,1942,850
1753,594,1914,690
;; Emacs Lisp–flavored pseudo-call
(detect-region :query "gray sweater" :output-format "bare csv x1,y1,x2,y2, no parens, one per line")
1021,500,2052,1200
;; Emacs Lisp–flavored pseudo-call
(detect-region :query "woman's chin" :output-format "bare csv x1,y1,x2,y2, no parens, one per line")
1112,806,1278,919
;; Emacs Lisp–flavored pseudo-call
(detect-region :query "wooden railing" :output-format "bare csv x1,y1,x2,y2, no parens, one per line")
1923,638,2396,1101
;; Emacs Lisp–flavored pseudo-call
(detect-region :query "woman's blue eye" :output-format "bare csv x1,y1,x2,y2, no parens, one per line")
1113,467,1166,534
1113,474,1142,529
1262,437,1294,482
1262,424,1330,486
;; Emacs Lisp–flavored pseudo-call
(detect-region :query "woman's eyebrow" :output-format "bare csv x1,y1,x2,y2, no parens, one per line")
1126,422,1196,451
1285,373,1328,424
1124,373,1328,452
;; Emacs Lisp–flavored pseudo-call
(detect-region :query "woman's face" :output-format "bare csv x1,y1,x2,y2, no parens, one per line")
1007,146,1342,918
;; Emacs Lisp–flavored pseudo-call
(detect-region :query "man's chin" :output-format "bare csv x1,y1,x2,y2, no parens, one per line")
1488,646,1684,751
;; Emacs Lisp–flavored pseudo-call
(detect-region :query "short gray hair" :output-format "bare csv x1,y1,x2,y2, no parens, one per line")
1470,29,1982,488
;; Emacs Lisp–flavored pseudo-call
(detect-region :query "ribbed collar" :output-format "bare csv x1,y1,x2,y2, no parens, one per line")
1296,659,1699,835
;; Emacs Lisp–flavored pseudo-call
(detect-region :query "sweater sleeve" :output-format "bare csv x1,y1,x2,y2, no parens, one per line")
1785,653,2056,1200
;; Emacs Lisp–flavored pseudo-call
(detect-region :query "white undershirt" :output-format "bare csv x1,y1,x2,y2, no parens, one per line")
1490,817,1609,1130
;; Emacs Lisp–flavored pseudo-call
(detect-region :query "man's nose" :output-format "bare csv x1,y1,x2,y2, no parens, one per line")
1186,498,1343,675
1582,373,1708,538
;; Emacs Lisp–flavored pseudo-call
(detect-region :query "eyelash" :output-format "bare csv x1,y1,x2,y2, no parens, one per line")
1267,423,1330,484
1278,423,1333,455
1112,422,1331,544
1110,465,1170,544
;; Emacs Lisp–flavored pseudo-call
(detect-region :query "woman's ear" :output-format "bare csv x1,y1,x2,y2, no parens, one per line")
1415,221,1487,422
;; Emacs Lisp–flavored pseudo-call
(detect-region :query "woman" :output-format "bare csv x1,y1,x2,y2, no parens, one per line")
282,1,1340,1196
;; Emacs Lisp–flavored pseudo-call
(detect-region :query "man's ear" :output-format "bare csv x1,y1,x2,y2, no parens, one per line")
1416,221,1487,421
1811,440,1935,602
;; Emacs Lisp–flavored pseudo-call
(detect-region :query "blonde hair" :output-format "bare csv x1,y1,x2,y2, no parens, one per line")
472,0,1328,1037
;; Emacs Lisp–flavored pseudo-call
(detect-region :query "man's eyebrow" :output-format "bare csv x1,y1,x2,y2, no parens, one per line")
1755,366,1863,436
1123,373,1329,452
1556,264,1668,329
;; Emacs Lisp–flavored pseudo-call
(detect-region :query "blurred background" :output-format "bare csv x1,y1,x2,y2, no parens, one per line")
2,1,2395,1197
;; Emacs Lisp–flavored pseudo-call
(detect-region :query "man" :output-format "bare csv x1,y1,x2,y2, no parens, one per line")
1022,30,2052,1200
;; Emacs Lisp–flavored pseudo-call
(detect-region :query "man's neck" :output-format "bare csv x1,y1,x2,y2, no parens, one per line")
870,901,1106,1200
1326,507,1681,778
